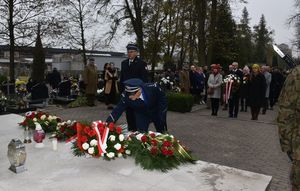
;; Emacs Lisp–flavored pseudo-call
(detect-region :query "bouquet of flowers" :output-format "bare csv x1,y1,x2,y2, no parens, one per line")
72,121,130,160
55,120,77,141
127,132,195,172
242,74,250,85
19,111,62,133
222,74,241,103
159,77,180,93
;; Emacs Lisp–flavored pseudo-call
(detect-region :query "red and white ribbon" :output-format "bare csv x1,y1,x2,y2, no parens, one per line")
92,121,109,155
225,81,233,104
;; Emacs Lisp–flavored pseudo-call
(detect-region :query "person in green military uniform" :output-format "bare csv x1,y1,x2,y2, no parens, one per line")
277,65,300,191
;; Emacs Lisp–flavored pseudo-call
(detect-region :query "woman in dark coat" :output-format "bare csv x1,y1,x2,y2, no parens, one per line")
248,64,266,120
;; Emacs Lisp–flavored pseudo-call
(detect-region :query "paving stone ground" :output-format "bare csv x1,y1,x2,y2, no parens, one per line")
42,101,291,191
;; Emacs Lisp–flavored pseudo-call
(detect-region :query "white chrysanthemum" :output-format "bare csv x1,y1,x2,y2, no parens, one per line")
107,152,115,158
40,115,46,120
109,135,116,142
33,118,37,122
88,147,95,155
35,123,42,130
48,116,53,121
114,143,121,150
90,139,98,147
82,143,89,150
117,153,123,158
67,120,72,125
119,134,125,142
125,150,131,155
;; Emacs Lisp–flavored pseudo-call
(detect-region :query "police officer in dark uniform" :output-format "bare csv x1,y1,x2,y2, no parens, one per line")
106,78,167,133
120,43,148,132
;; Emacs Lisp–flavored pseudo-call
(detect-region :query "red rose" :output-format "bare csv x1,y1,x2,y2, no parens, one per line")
150,147,158,155
109,123,114,132
149,133,156,138
80,136,88,143
116,127,122,134
97,122,103,128
167,149,174,156
162,141,172,147
141,135,148,143
38,112,43,119
118,147,125,153
88,130,96,137
84,126,91,134
98,126,105,135
161,147,168,156
150,139,158,146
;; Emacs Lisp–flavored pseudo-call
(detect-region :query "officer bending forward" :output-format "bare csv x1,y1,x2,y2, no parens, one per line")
106,78,167,133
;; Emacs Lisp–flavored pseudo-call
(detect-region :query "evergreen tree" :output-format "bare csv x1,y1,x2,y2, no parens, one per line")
31,24,46,82
253,15,273,63
236,7,252,66
212,0,238,68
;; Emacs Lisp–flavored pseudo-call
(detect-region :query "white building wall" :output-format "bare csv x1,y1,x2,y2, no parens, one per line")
94,56,125,71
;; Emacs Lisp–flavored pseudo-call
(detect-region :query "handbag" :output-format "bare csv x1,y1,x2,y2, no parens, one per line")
207,87,214,95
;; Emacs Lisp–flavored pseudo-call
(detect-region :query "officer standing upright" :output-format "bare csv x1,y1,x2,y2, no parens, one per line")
120,43,148,131
106,78,167,133
277,65,300,191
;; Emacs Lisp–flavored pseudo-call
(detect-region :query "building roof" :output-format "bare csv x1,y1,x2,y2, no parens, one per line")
0,45,126,58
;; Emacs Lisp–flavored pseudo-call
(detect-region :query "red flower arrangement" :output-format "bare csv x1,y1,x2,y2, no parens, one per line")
127,132,195,172
55,120,77,141
72,121,130,160
19,111,61,133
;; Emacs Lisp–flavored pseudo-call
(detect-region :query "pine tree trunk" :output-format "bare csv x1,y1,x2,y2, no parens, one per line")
207,0,217,66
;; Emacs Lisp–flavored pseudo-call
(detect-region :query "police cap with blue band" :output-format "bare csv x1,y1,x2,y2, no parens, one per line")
126,43,139,51
124,78,143,94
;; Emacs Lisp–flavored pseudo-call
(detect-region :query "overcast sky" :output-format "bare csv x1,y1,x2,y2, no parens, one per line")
111,1,297,53
233,0,296,49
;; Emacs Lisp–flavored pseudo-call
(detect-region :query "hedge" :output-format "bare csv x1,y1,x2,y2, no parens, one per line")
167,92,194,113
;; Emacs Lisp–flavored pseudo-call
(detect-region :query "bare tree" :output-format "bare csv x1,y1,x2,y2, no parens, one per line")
0,0,63,81
96,0,153,58
59,0,99,66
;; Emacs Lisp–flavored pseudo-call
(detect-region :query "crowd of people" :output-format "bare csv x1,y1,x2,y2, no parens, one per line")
160,61,286,120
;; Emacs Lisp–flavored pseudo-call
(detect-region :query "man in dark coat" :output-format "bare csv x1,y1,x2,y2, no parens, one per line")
106,78,167,133
120,43,148,131
269,68,284,109
48,68,61,89
228,62,243,118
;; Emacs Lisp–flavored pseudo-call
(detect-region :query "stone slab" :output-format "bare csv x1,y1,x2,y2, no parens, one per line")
0,114,272,191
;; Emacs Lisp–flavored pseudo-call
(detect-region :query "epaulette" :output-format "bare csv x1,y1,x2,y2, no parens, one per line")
145,83,157,88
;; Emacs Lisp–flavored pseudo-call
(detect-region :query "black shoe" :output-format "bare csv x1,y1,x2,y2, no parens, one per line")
262,111,266,115
233,115,237,118
229,114,233,118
